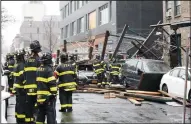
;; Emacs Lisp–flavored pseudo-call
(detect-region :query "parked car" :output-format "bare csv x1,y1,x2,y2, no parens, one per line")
121,59,171,88
160,67,191,100
77,64,97,85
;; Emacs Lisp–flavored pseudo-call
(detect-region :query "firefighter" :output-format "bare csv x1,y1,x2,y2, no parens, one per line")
3,53,10,70
7,53,16,93
93,55,108,88
109,56,122,84
36,52,57,124
54,52,77,112
69,54,78,75
24,40,41,123
13,49,26,124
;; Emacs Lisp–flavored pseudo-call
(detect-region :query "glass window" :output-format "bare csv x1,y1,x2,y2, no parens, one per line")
166,0,172,12
61,28,64,39
79,17,84,33
88,11,96,29
126,60,138,71
65,4,69,17
79,1,83,8
99,3,109,25
174,1,181,15
171,69,180,77
179,69,185,78
65,25,69,38
71,21,77,35
71,1,76,13
143,61,171,73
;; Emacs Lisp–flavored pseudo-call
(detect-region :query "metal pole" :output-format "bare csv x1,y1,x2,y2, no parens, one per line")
111,24,128,61
183,47,189,124
101,30,110,61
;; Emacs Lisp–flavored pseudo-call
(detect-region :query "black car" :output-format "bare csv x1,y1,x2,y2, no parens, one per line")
121,59,171,88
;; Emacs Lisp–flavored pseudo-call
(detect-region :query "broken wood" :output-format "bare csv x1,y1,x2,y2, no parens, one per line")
116,95,144,101
126,90,161,95
127,97,144,101
159,90,191,106
127,97,142,106
124,92,173,103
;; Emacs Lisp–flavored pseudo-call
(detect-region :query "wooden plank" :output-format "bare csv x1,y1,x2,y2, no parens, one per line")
126,90,161,95
159,90,191,106
116,95,144,101
127,97,144,101
124,92,173,102
127,97,142,106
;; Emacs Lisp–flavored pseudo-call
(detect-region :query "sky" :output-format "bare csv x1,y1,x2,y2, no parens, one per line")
2,1,60,51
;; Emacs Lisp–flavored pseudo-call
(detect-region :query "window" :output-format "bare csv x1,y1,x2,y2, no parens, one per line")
79,17,84,33
166,0,172,12
79,1,83,8
64,4,69,17
71,21,77,35
65,25,69,38
61,28,64,39
174,1,181,15
88,11,96,29
99,3,109,25
61,8,65,19
179,69,185,78
71,1,76,13
126,60,138,71
170,69,180,77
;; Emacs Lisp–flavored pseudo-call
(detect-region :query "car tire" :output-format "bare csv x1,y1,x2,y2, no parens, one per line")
162,84,168,93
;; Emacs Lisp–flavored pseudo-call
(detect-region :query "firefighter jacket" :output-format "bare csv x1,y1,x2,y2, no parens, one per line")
54,63,77,91
8,59,15,79
109,63,121,75
93,60,106,74
13,62,25,95
24,55,41,95
36,64,57,103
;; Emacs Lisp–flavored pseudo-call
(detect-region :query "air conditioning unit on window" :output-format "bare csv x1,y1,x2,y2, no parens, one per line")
166,11,172,18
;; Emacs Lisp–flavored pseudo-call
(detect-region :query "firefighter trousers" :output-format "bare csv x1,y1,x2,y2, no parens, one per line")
36,98,57,124
25,95,37,124
97,72,108,86
59,89,72,111
8,78,14,93
15,94,26,124
109,74,119,84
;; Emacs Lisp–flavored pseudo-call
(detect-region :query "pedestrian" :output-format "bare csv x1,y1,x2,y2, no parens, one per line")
54,52,77,112
36,52,57,124
24,40,41,123
13,49,26,124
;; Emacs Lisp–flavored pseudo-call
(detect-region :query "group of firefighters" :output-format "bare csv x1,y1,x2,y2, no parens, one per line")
3,40,122,124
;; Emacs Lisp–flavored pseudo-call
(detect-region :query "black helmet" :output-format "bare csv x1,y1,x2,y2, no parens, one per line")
15,49,25,61
9,53,14,59
30,40,42,53
60,52,68,63
40,52,52,64
95,54,101,60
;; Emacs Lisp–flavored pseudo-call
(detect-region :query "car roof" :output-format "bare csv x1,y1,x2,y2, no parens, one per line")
126,59,165,62
174,66,191,70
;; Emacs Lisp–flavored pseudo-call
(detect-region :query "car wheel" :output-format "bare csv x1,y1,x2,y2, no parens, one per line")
162,84,168,93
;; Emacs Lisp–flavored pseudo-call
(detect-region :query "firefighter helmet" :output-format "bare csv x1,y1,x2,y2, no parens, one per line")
15,49,25,61
40,52,52,64
60,52,68,62
30,40,42,53
95,54,101,60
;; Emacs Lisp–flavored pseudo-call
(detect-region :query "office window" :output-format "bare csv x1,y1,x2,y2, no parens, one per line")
79,17,84,33
174,1,181,15
76,1,83,9
71,21,77,35
61,8,65,19
88,11,96,29
61,28,64,39
166,0,172,12
71,1,76,13
99,3,109,25
65,25,69,38
65,4,69,17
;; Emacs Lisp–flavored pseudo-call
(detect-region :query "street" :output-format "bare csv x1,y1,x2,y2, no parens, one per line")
7,93,191,123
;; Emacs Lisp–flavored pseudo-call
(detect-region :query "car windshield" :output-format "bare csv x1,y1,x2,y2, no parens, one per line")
143,61,171,73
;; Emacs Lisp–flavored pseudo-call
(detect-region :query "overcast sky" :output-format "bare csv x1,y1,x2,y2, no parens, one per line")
2,1,60,48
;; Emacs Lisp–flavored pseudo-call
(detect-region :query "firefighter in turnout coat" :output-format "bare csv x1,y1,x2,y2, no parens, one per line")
54,52,77,112
24,40,41,123
36,52,57,124
7,53,15,93
13,49,26,124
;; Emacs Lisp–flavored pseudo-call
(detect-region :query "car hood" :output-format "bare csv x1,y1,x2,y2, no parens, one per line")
78,70,96,76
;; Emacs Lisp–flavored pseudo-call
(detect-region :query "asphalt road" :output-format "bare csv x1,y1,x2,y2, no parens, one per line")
7,93,191,123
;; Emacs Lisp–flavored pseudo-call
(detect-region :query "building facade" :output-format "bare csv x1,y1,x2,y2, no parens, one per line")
22,1,46,21
19,15,61,53
163,1,191,67
59,1,163,56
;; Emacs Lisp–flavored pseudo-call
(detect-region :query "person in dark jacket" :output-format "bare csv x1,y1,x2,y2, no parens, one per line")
24,40,41,123
7,53,15,93
36,52,57,124
54,52,77,113
13,49,26,124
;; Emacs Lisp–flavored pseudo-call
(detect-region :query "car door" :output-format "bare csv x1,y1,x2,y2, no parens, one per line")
177,69,186,98
126,59,138,86
167,69,180,95
135,61,143,83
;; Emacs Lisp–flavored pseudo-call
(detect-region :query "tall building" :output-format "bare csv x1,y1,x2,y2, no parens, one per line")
163,1,191,67
22,1,46,21
59,1,163,58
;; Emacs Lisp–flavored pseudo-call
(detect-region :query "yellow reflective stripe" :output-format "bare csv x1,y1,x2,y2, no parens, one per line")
24,84,37,89
27,93,37,95
23,80,26,84
35,103,37,107
24,67,37,71
111,66,120,69
58,82,77,87
16,114,25,118
37,99,46,102
65,88,76,91
67,104,72,107
59,71,75,76
95,68,104,73
50,87,57,91
93,64,100,67
37,76,56,83
36,122,44,124
13,83,24,88
25,118,34,122
13,73,19,77
8,65,14,68
37,91,51,95
61,104,68,108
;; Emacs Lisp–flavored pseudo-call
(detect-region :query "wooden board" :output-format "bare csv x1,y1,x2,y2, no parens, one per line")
127,97,142,106
127,97,144,101
126,90,161,95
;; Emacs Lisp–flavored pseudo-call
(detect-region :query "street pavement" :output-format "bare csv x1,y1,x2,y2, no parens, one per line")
7,93,191,123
